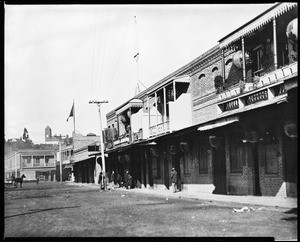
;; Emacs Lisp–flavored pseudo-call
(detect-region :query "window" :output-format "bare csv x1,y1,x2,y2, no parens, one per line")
265,144,278,174
198,146,209,174
230,137,244,173
22,156,31,165
183,153,189,174
152,156,160,178
253,45,263,74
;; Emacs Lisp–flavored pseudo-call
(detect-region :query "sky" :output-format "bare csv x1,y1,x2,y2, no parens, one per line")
5,3,274,144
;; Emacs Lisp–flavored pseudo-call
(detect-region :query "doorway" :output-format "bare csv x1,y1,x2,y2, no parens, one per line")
164,157,169,189
252,143,262,196
284,136,297,197
212,138,227,194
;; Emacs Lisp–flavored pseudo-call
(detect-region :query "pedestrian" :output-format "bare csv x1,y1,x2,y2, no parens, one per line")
109,170,116,190
98,171,104,190
116,173,123,188
124,170,132,189
36,176,39,184
11,174,15,186
170,167,178,193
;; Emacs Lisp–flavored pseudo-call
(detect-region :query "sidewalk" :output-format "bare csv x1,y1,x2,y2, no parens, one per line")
65,181,297,209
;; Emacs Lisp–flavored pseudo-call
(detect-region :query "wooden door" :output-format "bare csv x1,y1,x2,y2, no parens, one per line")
212,143,227,195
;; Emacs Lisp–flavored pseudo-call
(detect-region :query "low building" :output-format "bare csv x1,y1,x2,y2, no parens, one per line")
5,149,57,181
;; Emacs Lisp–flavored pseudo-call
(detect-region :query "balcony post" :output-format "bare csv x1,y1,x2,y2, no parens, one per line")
147,96,150,133
273,18,278,70
222,49,225,83
241,37,246,82
163,87,167,128
173,80,176,101
155,92,158,135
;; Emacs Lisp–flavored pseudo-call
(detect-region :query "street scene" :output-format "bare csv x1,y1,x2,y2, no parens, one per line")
4,3,298,240
4,181,297,239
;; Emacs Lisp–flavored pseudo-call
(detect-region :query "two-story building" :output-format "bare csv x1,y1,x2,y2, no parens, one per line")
5,149,57,181
99,3,297,198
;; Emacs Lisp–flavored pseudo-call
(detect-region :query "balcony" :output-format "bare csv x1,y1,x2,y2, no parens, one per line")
149,121,170,137
218,61,297,102
22,162,56,168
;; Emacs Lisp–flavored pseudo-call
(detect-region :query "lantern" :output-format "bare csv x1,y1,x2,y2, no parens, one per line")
179,141,190,154
286,18,298,42
284,117,297,138
150,147,158,157
209,135,221,148
245,128,259,143
168,144,179,155
233,50,250,69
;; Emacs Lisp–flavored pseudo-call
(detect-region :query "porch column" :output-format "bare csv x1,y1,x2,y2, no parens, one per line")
155,92,158,135
128,107,132,143
173,80,176,101
141,151,145,188
147,96,150,130
222,49,225,83
241,37,246,82
273,18,278,69
163,87,167,129
145,150,150,188
117,115,120,137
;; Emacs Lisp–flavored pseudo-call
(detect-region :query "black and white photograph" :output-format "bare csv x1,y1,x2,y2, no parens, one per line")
4,3,297,239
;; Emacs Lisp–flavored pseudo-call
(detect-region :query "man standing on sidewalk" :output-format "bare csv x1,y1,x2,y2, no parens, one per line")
170,168,178,193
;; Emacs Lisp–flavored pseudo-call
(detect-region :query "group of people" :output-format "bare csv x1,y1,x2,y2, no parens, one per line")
98,167,179,192
98,170,132,190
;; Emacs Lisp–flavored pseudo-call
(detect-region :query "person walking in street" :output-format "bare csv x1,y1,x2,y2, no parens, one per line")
98,171,104,190
170,167,178,193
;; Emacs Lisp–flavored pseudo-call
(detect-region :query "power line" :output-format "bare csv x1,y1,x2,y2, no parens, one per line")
106,15,131,97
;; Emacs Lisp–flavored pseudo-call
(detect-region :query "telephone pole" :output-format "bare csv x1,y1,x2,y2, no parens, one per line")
89,100,108,190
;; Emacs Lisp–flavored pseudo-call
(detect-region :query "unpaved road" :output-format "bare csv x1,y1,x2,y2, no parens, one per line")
4,182,297,239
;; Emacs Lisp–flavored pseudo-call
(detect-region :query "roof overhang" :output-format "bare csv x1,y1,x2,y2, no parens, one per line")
219,3,297,48
116,99,143,115
198,116,239,131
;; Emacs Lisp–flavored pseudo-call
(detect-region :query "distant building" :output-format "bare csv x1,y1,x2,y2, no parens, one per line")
5,148,57,181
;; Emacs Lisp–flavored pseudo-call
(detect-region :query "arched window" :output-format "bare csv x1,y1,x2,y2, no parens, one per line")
225,58,232,66
212,66,218,73
199,73,205,80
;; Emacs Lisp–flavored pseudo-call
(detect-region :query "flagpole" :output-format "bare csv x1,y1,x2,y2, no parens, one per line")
73,99,75,136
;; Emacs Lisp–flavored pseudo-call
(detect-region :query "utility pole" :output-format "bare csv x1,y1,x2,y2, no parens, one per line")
59,139,62,185
89,100,108,190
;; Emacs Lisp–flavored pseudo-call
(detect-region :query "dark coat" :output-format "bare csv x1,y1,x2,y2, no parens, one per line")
110,173,115,183
170,170,178,183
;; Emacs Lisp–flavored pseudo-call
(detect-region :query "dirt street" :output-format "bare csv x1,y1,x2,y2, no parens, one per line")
4,182,297,239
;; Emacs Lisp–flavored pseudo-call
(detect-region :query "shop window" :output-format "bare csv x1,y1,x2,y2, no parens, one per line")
182,154,189,174
229,137,244,173
152,156,160,178
198,146,209,174
265,144,278,174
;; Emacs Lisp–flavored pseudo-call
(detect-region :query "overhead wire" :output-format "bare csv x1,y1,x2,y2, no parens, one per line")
96,7,111,99
89,9,98,99
105,15,131,97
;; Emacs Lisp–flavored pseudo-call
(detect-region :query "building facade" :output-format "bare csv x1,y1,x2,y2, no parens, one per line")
5,149,57,181
90,3,297,198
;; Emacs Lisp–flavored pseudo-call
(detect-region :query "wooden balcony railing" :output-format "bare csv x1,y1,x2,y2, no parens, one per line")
22,162,56,168
149,121,170,137
218,61,297,101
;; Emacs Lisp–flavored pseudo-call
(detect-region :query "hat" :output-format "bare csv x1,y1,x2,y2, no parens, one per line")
172,168,175,170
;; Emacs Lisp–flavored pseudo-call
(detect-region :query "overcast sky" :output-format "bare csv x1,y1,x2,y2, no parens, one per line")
5,3,273,143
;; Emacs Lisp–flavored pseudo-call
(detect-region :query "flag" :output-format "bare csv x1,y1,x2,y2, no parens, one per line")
134,52,139,62
67,103,74,122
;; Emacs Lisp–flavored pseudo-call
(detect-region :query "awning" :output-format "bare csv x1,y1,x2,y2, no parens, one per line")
198,116,239,131
219,3,297,48
116,99,143,115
